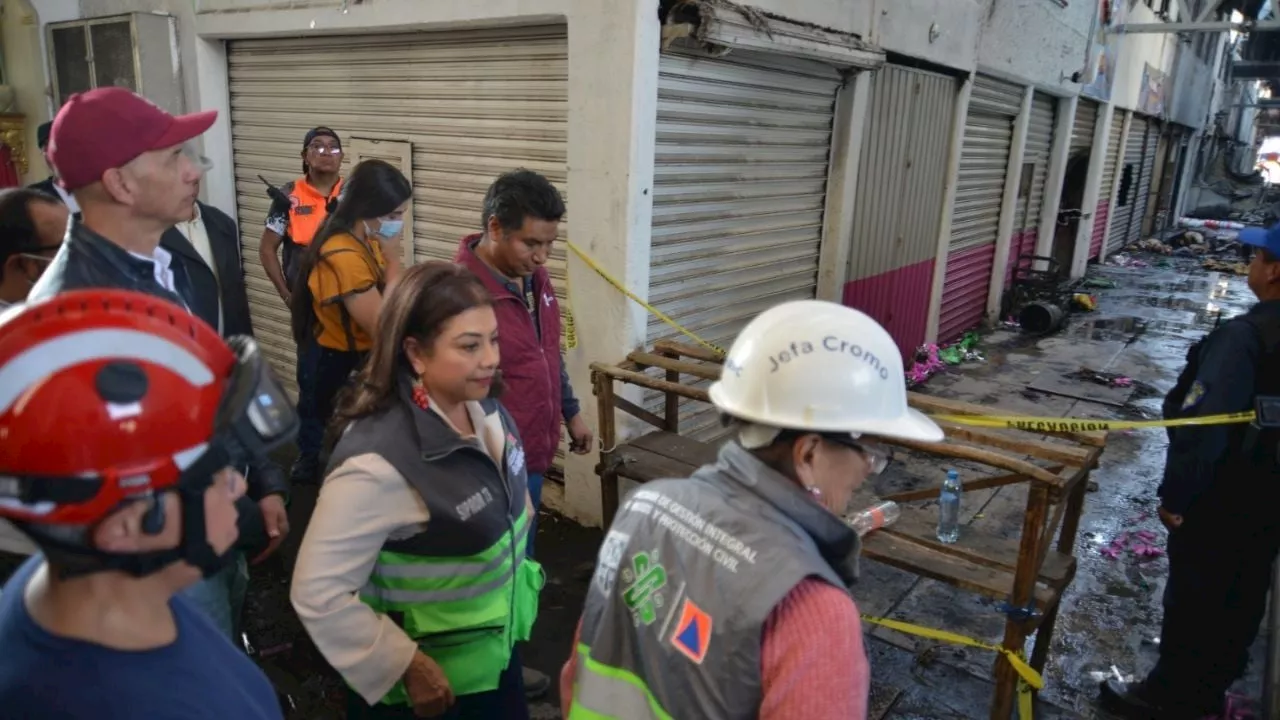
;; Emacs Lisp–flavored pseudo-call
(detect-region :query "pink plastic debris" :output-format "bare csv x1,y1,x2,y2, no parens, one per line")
1100,546,1121,559
1135,530,1157,541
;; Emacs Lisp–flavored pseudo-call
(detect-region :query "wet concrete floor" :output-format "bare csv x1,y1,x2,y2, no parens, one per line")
0,253,1266,719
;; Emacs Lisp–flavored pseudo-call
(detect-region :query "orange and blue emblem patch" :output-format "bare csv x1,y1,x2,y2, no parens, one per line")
670,598,713,664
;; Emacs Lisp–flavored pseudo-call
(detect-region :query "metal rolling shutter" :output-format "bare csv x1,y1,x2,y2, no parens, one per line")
1071,99,1098,154
227,26,570,396
650,49,841,439
1091,108,1125,259
1020,93,1056,236
1110,111,1144,251
1129,118,1159,243
939,75,1017,342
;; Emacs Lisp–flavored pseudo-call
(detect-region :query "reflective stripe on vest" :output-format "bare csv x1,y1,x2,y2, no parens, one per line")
287,177,342,246
361,509,530,628
568,643,673,720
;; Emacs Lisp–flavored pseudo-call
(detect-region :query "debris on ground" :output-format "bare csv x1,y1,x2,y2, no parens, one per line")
1068,368,1134,388
1071,293,1097,312
1203,258,1250,276
905,332,983,387
1107,253,1149,268
1081,277,1118,289
1099,529,1166,560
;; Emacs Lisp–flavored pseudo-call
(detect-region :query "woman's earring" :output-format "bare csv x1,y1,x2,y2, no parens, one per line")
807,485,823,500
411,376,431,411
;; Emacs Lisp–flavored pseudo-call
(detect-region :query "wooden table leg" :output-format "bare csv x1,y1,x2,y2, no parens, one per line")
991,484,1051,720
600,465,621,528
593,371,619,528
1028,471,1090,678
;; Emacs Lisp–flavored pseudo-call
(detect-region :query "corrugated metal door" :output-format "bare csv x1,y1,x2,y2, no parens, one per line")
845,65,956,354
1091,109,1125,259
226,26,570,395
650,48,841,439
650,49,840,348
1071,99,1098,154
1129,117,1160,243
938,75,1019,342
1006,92,1055,288
1110,111,1144,252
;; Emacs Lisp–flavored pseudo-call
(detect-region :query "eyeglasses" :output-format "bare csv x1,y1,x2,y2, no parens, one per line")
307,145,343,156
17,252,56,265
827,436,892,475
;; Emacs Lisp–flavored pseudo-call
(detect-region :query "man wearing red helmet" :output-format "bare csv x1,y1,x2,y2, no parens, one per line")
26,86,290,641
0,289,295,719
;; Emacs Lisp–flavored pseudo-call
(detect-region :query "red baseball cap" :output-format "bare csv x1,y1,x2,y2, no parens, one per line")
50,87,218,192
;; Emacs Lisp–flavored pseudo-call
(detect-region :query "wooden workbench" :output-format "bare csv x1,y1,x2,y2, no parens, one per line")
590,340,1106,720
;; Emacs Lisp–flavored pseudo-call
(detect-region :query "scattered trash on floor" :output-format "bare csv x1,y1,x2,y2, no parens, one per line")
1107,253,1149,268
1203,258,1250,276
1099,529,1166,560
1071,293,1097,312
1068,369,1134,388
1081,277,1118,289
905,332,984,387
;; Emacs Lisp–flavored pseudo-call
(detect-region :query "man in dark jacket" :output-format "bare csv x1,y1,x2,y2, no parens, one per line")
26,121,79,214
1101,225,1280,718
454,169,593,700
27,86,289,641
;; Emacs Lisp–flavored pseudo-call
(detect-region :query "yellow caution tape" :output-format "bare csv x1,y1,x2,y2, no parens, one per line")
565,241,725,357
564,241,1258,436
934,411,1256,433
861,614,1043,720
561,248,579,352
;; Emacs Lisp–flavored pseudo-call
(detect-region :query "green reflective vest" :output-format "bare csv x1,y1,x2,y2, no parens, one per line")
328,383,544,704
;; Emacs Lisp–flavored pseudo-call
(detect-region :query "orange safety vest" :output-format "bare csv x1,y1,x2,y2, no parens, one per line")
286,177,343,246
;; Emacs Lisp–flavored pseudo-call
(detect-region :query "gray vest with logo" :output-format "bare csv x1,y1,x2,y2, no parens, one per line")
573,442,861,719
326,376,529,561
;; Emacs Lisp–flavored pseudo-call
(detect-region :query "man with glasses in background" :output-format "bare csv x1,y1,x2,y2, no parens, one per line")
258,127,345,485
0,188,67,310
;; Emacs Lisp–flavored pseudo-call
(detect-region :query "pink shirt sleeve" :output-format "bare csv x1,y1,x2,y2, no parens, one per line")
760,577,870,720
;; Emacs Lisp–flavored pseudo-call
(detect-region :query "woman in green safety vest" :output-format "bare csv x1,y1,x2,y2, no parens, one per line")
291,260,543,720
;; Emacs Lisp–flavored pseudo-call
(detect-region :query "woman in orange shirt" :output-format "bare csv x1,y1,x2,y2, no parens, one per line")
290,159,411,477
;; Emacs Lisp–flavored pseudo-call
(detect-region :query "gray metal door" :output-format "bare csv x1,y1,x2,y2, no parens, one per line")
1006,91,1056,287
1129,117,1160,242
1110,111,1144,252
650,48,842,438
939,75,1019,342
1093,108,1124,259
846,64,957,353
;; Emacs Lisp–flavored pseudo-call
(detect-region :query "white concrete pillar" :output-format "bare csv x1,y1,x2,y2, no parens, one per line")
986,86,1034,319
1070,101,1114,278
1035,94,1077,265
817,71,872,302
558,0,659,526
924,74,973,344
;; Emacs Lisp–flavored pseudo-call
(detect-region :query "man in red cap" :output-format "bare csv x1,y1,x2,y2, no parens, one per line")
27,87,290,646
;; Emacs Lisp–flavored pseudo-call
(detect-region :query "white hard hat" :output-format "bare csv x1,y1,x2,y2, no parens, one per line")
708,300,944,444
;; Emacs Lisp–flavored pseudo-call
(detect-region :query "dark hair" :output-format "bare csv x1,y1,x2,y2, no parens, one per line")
481,169,565,232
290,159,412,346
0,188,61,263
301,126,341,176
328,261,496,442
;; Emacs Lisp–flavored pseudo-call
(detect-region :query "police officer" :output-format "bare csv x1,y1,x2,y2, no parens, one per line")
560,300,945,719
1100,224,1280,718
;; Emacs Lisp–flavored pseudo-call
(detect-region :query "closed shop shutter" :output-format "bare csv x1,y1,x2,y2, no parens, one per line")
650,48,841,439
1110,111,1144,252
1071,99,1098,154
939,75,1017,342
1091,108,1125,259
845,64,956,354
1006,92,1055,289
1129,118,1160,242
226,26,570,397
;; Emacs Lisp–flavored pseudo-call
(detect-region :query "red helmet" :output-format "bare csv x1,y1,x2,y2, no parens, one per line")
0,289,296,529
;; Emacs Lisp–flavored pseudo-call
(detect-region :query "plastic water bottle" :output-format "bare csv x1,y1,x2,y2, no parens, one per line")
848,501,900,537
937,469,962,544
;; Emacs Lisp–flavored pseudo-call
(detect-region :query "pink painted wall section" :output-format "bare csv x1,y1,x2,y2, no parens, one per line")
1089,200,1110,260
842,258,936,358
1004,229,1039,290
938,242,996,345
